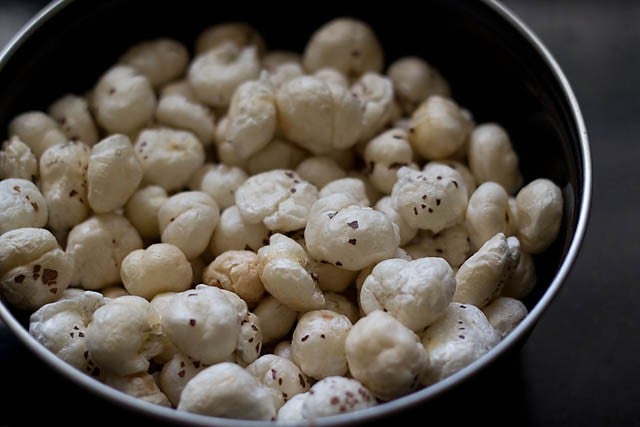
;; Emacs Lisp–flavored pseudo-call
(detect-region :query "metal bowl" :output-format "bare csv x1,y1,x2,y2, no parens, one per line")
0,0,591,425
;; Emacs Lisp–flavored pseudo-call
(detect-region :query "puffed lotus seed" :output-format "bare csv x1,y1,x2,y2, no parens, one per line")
0,16,568,423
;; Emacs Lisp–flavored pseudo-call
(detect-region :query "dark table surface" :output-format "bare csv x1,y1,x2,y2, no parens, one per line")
0,0,638,425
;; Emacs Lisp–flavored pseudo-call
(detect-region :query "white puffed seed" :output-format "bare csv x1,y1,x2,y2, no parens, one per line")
420,302,500,385
310,260,358,293
101,285,128,299
391,166,468,233
253,295,298,344
351,73,395,141
48,94,99,146
189,257,206,285
438,160,477,196
502,251,537,299
160,79,198,103
0,136,38,181
188,42,261,108
291,309,352,379
313,67,349,87
323,292,360,324
296,376,376,419
319,177,370,206
345,310,426,401
155,94,216,146
8,111,67,158
214,131,249,170
302,17,383,78
409,95,473,160
234,311,262,366
120,243,192,300
157,285,246,364
277,392,307,421
453,233,519,308
85,295,163,376
364,128,416,194
188,163,247,210
347,169,384,205
276,76,362,154
91,65,156,135
468,123,523,194
29,290,106,374
39,141,90,231
247,138,307,175
235,169,318,232
515,178,563,254
195,22,266,55
403,224,471,269
103,372,171,407
0,228,73,310
296,156,347,189
119,38,189,87
265,62,305,89
224,79,277,158
360,257,456,331
210,205,270,256
466,182,516,250
134,127,205,192
374,196,418,245
159,352,207,407
177,362,279,420
202,250,264,306
87,134,143,213
0,178,48,234
124,185,168,240
422,161,473,198
258,233,325,311
387,56,451,114
247,354,310,406
273,341,293,361
305,193,400,270
66,213,143,290
482,296,528,338
158,191,220,260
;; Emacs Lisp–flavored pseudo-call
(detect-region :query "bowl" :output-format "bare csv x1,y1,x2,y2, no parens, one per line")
0,0,591,425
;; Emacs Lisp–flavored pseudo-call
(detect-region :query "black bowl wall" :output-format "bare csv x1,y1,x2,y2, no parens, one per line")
0,0,584,325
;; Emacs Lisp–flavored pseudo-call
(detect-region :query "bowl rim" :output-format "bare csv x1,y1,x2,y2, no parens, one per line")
0,0,592,425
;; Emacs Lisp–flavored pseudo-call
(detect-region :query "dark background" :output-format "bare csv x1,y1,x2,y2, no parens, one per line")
0,0,638,425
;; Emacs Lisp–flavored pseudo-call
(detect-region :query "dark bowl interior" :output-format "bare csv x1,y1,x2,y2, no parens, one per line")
0,0,589,425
